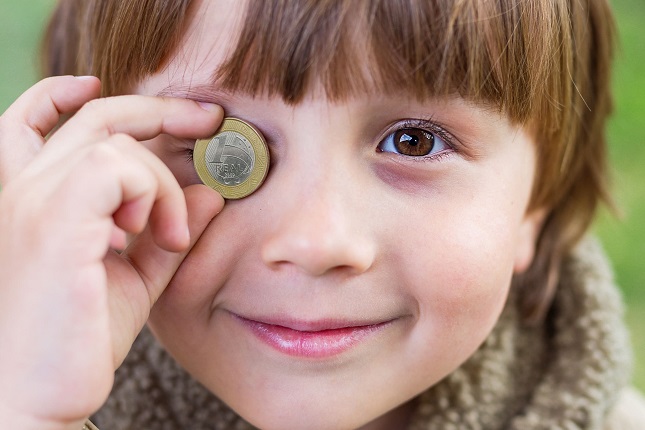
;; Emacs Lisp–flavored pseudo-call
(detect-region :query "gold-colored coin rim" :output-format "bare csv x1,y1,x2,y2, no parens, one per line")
194,118,270,199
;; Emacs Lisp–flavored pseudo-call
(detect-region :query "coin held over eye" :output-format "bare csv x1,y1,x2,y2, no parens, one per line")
194,118,270,199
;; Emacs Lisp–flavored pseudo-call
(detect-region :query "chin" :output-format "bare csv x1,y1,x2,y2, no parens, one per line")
209,380,399,430
230,401,369,430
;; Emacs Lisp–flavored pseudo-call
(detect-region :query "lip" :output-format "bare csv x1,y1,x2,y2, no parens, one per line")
231,313,394,358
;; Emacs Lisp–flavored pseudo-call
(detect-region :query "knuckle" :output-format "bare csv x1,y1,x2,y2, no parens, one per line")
39,75,68,87
73,98,110,131
37,76,62,91
75,98,124,137
26,76,59,96
81,97,109,115
108,132,137,148
106,134,144,160
82,138,142,181
77,98,116,129
84,141,122,168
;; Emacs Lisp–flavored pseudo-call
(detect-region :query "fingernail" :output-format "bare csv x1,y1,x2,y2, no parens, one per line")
197,101,219,112
75,75,97,81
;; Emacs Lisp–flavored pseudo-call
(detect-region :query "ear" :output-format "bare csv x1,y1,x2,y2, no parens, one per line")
513,208,547,273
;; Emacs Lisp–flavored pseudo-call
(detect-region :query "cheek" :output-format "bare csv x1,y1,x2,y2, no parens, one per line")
394,196,520,360
148,202,255,345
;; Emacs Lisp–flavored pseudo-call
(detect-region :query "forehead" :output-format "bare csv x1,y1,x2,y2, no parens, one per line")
165,0,244,86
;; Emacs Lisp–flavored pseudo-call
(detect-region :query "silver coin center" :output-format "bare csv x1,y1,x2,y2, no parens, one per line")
204,131,256,186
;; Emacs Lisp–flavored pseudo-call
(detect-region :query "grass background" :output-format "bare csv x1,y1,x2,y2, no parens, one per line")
1,1,643,391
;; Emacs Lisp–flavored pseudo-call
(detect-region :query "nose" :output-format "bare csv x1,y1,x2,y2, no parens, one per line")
260,176,376,277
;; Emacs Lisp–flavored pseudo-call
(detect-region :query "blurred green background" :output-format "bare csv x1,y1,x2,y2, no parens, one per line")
0,1,643,391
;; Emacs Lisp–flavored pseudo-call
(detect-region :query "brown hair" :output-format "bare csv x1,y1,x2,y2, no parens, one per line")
42,0,616,322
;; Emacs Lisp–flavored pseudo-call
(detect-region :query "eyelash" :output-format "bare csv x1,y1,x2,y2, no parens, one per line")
181,119,457,164
183,147,195,163
377,119,456,162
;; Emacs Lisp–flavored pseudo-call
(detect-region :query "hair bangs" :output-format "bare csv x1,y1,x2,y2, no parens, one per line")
215,0,558,124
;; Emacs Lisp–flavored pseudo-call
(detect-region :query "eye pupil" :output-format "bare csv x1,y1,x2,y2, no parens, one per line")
401,133,419,146
394,129,434,156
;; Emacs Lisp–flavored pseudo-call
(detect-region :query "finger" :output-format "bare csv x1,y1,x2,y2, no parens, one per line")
0,76,101,184
30,97,222,182
109,227,128,251
36,135,174,264
48,96,223,155
121,184,224,306
63,133,189,252
16,132,190,255
107,135,190,251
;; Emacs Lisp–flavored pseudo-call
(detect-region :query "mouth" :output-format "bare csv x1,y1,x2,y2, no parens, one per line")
230,313,395,358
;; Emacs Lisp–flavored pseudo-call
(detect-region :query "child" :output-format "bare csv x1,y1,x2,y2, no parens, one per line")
1,0,644,428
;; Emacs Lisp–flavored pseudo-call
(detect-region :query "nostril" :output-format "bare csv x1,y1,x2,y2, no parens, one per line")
261,231,375,277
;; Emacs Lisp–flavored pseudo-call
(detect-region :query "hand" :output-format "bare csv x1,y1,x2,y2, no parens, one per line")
0,76,224,429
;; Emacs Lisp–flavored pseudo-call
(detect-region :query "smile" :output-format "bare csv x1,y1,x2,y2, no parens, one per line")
231,314,394,358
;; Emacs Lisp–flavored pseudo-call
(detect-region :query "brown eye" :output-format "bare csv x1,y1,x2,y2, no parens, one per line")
393,128,435,156
378,125,451,158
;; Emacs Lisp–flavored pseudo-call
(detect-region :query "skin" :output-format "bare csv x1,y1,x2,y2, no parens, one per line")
0,1,543,429
0,78,224,429
140,1,544,428
144,93,542,430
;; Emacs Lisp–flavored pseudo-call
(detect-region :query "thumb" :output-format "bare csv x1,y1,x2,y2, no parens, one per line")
122,184,224,308
105,184,223,367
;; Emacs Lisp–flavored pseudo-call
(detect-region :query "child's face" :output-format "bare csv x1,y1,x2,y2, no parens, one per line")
136,1,543,428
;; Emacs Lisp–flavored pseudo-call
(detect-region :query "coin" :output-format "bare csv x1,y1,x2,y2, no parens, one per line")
194,118,270,199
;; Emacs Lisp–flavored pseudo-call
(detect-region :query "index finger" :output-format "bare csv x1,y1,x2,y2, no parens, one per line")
47,95,223,154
